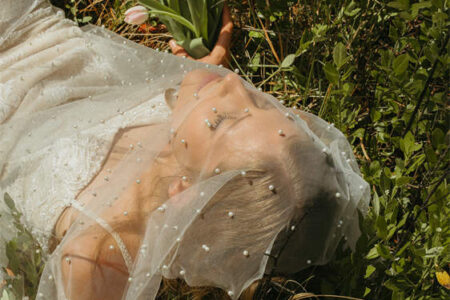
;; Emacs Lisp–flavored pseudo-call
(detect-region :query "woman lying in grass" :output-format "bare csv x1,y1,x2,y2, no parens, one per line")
0,0,370,299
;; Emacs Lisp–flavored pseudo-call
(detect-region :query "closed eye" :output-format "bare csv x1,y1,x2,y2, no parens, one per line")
212,113,237,129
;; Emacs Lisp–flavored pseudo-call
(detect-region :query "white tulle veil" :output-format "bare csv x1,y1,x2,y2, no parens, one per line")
0,1,370,299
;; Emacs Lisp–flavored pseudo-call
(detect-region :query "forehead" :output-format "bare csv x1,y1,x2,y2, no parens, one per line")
215,108,302,167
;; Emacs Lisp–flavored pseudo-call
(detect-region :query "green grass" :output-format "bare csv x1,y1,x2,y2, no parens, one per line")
2,0,449,299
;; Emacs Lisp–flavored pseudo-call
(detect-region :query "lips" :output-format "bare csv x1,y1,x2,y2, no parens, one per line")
197,73,222,92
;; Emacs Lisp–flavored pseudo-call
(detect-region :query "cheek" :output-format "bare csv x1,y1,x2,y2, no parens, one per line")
173,113,214,169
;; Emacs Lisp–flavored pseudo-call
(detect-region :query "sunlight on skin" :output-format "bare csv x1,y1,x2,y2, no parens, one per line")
55,70,304,300
170,70,302,178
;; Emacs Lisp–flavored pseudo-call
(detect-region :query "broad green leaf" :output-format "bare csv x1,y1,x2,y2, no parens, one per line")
281,54,296,68
323,63,339,84
333,42,349,69
249,52,261,72
376,215,388,239
372,191,380,216
411,1,432,17
384,278,409,292
249,31,264,39
387,1,410,11
376,244,392,259
81,16,92,23
392,54,410,75
366,245,379,259
180,37,210,59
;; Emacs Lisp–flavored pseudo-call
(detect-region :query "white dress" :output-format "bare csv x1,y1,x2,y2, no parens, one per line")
0,0,177,265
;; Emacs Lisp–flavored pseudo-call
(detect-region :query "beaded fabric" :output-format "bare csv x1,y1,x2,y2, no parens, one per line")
0,1,370,299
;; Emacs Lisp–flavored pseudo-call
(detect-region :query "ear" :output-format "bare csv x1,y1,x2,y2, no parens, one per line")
164,88,178,110
168,178,191,198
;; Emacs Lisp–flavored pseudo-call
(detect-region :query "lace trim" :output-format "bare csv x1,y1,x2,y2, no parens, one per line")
70,201,134,271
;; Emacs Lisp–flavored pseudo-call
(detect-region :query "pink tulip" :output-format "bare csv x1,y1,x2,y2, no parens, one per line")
124,6,149,25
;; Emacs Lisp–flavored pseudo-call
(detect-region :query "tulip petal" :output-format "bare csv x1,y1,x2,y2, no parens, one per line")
125,12,149,25
125,5,147,15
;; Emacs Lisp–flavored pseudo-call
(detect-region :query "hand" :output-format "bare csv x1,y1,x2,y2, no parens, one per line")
169,3,233,68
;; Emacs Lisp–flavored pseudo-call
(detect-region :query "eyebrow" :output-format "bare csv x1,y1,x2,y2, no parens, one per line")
228,114,251,130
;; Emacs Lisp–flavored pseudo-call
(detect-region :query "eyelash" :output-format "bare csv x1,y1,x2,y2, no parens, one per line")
212,113,236,129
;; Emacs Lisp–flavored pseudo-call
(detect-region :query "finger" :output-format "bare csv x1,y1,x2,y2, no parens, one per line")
169,39,186,55
221,3,233,32
168,39,189,57
207,3,233,65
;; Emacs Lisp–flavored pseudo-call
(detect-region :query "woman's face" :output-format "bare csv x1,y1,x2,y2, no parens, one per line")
169,70,301,177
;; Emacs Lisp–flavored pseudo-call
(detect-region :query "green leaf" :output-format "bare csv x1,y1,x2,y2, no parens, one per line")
341,65,355,81
167,0,180,13
249,30,264,39
387,1,410,11
376,244,392,259
4,193,16,211
249,52,261,72
376,215,388,239
366,245,380,259
344,1,361,17
372,191,380,216
187,0,208,41
178,37,210,58
145,9,197,35
323,63,339,84
81,16,92,23
392,54,410,75
1,289,15,300
400,131,421,157
295,31,313,56
389,24,399,41
333,42,349,69
431,128,444,148
365,265,376,278
281,54,296,68
411,1,432,17
395,176,412,186
139,0,197,35
384,278,409,291
425,246,444,258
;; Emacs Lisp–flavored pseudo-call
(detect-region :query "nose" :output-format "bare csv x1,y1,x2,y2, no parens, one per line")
223,72,243,86
222,72,251,99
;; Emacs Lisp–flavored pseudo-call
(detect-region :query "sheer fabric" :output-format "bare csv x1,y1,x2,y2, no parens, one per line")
0,1,370,299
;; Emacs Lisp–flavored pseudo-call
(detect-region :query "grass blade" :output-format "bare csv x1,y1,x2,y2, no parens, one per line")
145,8,198,35
187,0,208,41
